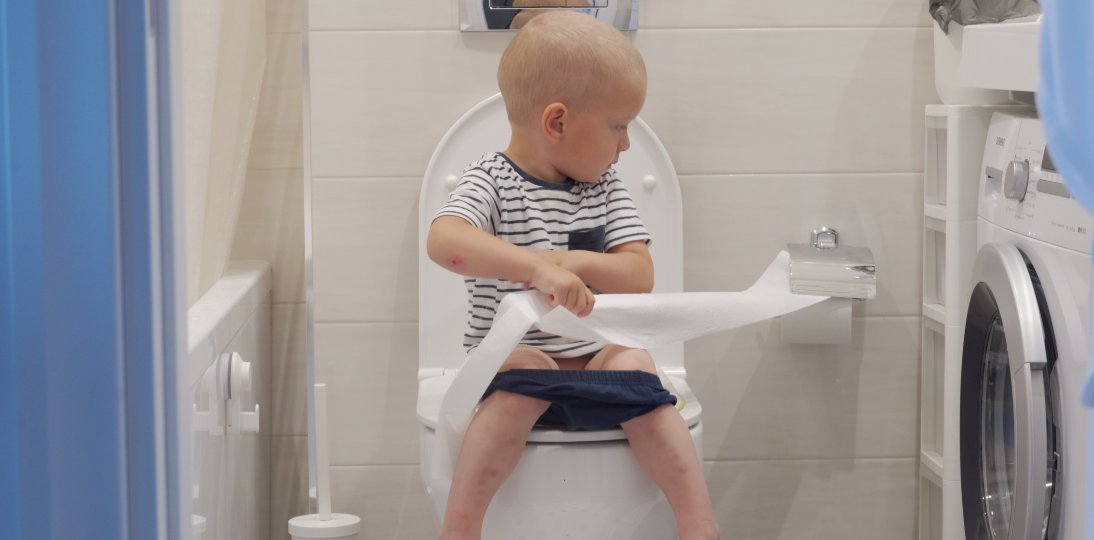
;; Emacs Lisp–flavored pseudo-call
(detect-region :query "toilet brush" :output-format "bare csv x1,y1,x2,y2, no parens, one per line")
288,384,362,539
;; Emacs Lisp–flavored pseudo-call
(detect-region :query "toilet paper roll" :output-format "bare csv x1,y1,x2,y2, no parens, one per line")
780,298,852,345
431,251,829,485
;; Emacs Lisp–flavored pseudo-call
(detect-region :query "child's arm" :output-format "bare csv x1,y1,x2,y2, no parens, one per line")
428,215,595,316
537,241,654,294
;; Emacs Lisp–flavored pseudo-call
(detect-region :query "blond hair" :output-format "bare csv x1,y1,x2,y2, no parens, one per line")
497,11,646,126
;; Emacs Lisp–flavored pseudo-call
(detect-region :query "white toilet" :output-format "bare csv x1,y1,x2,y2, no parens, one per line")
417,93,704,539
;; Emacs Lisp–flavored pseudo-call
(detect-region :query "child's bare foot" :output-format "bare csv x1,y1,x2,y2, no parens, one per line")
680,518,720,540
438,527,478,540
438,511,481,540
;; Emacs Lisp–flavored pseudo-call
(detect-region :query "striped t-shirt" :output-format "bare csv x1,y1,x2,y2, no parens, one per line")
435,152,651,358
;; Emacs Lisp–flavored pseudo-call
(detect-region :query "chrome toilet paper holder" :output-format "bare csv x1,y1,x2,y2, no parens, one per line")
786,227,876,300
782,227,876,345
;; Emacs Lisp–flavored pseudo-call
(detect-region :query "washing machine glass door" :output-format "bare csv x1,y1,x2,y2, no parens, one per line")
961,243,1052,540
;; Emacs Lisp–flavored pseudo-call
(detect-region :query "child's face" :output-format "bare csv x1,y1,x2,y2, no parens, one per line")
555,80,645,183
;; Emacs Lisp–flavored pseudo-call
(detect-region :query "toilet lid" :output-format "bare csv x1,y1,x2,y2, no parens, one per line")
417,371,702,443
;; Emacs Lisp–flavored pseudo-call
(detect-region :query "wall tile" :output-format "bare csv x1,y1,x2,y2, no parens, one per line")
641,0,932,29
329,465,441,539
271,303,308,436
268,0,302,34
308,30,511,178
298,7,934,531
308,28,935,179
269,436,310,540
231,168,306,304
681,173,922,317
635,28,937,175
687,317,920,461
223,434,272,540
705,458,917,539
312,178,420,322
250,33,303,170
312,0,934,32
309,0,456,31
314,322,420,466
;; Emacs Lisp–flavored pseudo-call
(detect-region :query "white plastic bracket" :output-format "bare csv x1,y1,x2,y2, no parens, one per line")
445,174,459,191
192,361,224,436
221,352,261,434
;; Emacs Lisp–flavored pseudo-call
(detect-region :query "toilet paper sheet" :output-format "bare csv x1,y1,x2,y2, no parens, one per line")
432,251,829,484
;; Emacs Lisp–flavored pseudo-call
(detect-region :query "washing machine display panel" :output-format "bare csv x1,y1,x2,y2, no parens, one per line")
980,113,1094,254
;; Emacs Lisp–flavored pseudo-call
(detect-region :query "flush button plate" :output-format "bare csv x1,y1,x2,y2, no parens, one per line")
462,0,638,31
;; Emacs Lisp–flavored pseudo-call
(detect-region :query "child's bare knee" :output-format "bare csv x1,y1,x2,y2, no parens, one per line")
597,345,656,373
500,347,559,371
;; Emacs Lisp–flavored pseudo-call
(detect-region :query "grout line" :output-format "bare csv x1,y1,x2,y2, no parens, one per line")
638,25,931,32
306,172,925,181
318,457,919,467
703,456,918,464
677,171,925,178
305,25,931,34
314,320,419,326
328,463,422,469
246,167,305,173
310,316,925,324
310,175,424,181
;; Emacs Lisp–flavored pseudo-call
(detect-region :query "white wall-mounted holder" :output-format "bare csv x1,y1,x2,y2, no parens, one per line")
289,384,361,539
219,352,260,434
781,227,875,345
192,359,225,436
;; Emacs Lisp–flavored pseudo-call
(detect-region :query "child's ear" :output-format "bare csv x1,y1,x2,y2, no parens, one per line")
542,102,567,143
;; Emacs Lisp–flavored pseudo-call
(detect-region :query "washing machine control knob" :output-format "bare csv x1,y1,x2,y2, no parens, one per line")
1004,159,1030,201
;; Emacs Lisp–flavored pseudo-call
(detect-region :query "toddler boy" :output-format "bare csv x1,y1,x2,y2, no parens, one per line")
427,11,719,540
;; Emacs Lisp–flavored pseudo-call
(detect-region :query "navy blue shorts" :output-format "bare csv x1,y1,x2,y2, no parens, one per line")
482,369,678,431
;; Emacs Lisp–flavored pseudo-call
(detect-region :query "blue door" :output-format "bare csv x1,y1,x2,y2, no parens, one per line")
0,1,186,539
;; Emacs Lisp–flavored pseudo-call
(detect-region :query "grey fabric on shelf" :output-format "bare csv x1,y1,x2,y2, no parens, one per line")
930,0,1041,33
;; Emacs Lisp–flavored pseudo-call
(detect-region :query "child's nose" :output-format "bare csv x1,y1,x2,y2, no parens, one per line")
619,132,630,152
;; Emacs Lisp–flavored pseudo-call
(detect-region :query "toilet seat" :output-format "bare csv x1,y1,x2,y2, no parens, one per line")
417,371,702,443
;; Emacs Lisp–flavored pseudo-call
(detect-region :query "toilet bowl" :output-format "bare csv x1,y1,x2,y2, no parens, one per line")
417,93,703,539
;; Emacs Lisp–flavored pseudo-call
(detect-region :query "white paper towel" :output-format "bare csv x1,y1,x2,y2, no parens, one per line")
431,250,830,485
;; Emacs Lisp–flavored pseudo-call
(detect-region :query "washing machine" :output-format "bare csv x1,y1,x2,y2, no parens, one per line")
960,112,1093,539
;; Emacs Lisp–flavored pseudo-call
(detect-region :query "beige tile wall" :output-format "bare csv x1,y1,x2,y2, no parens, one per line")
245,0,938,538
228,2,308,539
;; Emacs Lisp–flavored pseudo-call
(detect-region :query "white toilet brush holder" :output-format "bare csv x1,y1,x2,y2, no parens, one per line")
289,384,361,539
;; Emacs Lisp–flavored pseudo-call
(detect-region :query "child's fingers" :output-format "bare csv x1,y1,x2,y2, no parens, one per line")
568,286,591,317
578,289,595,317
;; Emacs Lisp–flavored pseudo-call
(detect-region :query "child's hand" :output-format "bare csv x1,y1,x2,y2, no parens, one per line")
529,261,594,317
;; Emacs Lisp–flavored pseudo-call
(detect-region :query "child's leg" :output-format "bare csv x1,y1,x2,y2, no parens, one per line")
587,345,721,540
439,346,559,540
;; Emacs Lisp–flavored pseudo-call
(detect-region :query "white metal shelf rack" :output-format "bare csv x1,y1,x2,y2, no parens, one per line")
918,104,1032,540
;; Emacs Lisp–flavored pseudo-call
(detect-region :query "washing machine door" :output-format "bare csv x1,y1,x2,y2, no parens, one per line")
961,242,1055,540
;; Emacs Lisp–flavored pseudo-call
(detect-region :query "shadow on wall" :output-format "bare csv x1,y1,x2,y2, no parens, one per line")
181,0,268,306
688,317,917,535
